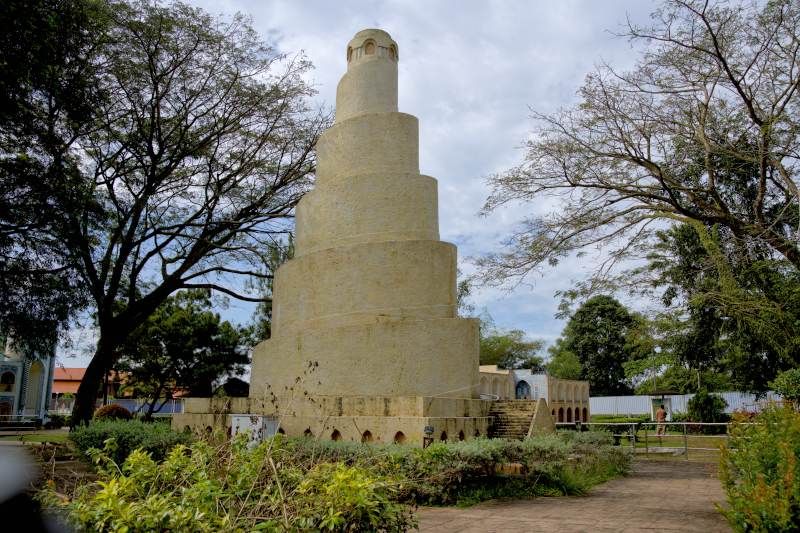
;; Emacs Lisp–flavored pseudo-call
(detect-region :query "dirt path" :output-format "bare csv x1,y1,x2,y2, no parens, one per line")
417,460,730,532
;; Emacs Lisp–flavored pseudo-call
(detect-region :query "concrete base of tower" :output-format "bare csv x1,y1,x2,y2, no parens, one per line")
172,395,494,447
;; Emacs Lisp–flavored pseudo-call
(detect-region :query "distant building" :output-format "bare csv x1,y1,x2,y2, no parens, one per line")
478,365,515,399
0,338,55,421
478,366,590,422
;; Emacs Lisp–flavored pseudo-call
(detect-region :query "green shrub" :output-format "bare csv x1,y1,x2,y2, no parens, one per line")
70,419,191,464
47,432,630,530
45,414,70,429
771,368,800,405
285,432,629,505
719,405,800,532
590,415,649,424
558,429,614,447
93,403,132,421
47,436,416,532
688,390,729,434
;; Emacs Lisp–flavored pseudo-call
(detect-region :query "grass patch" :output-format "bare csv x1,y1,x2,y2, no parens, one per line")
0,432,70,443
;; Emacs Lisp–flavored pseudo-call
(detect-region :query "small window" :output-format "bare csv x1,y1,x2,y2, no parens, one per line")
458,430,465,441
393,431,406,444
361,430,373,443
440,431,448,442
331,429,342,441
303,428,313,438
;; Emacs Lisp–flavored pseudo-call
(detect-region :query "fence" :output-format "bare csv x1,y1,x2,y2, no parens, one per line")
49,397,184,416
589,391,782,417
557,420,748,460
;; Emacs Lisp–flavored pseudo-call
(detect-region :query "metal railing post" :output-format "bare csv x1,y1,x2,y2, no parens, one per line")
683,423,688,460
630,423,636,452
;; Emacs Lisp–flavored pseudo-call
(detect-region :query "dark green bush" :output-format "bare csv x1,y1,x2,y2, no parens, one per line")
687,390,729,434
93,403,132,421
45,414,70,429
70,419,191,464
719,405,800,532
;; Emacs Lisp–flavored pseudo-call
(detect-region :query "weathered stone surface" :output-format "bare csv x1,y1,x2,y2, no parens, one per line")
175,29,487,445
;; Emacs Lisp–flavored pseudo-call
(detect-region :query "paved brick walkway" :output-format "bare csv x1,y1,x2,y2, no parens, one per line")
417,460,730,532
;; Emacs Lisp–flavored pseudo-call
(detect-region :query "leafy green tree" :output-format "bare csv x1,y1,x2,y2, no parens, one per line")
545,338,582,380
644,223,799,393
480,328,544,370
0,0,106,350
116,290,249,419
687,389,729,429
771,369,800,405
42,1,327,425
557,295,635,395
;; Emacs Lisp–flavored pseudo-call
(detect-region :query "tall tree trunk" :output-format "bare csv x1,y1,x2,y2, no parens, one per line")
144,382,164,421
71,337,114,426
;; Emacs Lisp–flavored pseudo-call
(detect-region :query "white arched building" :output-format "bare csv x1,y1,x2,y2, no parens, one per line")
0,338,55,422
478,366,590,423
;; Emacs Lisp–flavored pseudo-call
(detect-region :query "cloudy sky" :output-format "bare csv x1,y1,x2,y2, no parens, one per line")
60,0,661,366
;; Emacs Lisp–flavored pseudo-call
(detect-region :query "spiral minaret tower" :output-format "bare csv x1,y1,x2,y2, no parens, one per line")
178,30,491,445
249,29,480,401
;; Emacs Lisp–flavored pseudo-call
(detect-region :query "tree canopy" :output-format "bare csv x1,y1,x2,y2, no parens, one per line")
545,338,582,380
0,0,105,351
477,0,800,396
480,327,545,370
479,0,800,285
552,295,636,396
115,289,249,418
3,0,328,424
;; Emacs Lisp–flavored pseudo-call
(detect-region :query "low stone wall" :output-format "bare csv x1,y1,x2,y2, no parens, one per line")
173,395,494,447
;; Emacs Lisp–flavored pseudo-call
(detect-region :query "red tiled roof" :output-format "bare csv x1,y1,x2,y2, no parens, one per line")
54,367,86,381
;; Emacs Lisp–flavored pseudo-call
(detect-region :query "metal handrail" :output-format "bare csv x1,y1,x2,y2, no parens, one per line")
556,420,749,459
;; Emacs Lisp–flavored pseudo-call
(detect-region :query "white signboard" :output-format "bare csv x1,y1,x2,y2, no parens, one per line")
231,415,280,446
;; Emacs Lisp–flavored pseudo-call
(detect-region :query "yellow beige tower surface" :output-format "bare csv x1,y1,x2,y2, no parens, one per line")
174,29,491,444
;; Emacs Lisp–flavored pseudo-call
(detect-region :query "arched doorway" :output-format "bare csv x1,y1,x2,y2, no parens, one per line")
492,380,501,398
361,430,373,443
440,431,447,442
558,407,564,422
331,429,342,441
515,380,531,399
0,370,15,392
393,431,406,444
582,407,588,422
25,360,44,416
458,430,465,441
566,408,573,423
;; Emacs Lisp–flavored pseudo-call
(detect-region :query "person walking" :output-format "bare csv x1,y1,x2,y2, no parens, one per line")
656,404,667,437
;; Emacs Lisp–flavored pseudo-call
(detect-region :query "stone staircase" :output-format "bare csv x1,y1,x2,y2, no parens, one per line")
488,400,538,439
